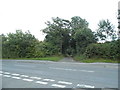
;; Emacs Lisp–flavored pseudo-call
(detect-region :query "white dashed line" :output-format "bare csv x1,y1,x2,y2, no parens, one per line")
36,81,48,85
77,84,95,88
21,75,29,77
11,77,21,79
3,75,11,77
58,81,72,85
4,72,10,74
51,84,66,88
12,73,20,76
22,78,33,82
49,67,94,73
43,79,55,82
30,77,41,79
2,70,95,88
80,70,94,72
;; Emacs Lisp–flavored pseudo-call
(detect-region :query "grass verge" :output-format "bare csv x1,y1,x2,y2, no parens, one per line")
74,55,119,63
2,56,64,62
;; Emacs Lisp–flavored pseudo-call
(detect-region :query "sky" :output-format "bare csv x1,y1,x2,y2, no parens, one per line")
0,0,119,41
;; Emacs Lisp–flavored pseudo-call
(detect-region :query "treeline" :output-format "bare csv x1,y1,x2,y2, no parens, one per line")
1,16,120,61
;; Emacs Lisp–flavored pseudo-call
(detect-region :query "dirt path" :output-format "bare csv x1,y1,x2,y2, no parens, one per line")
59,57,76,62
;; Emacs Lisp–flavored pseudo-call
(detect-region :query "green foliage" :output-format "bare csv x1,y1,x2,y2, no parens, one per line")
96,19,117,41
2,30,38,58
75,58,118,63
73,55,87,61
34,41,61,57
74,28,97,54
85,40,120,60
3,56,63,61
42,16,97,56
43,17,71,55
2,16,118,63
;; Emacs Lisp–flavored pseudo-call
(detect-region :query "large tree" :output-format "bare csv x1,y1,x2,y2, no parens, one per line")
70,16,97,54
42,17,71,55
42,16,97,56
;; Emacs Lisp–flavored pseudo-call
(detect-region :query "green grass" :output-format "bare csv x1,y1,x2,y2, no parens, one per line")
74,55,119,63
2,56,64,62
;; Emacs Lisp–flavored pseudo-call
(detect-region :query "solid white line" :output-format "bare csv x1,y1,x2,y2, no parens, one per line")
12,73,20,76
4,72,10,74
3,75,11,77
21,75,29,77
51,84,66,88
58,81,72,85
36,81,48,84
11,77,21,79
22,78,33,82
30,77,41,79
77,84,94,88
43,79,55,82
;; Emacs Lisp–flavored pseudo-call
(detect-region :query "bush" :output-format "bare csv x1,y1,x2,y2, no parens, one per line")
85,40,120,60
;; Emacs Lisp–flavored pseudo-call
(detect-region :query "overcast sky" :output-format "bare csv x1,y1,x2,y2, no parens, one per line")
0,0,119,41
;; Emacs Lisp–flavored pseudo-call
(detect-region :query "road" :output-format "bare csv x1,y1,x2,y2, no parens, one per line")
1,58,119,88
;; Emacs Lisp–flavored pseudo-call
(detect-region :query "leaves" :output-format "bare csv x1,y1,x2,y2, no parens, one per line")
85,40,120,60
97,19,116,41
42,16,97,56
2,30,38,58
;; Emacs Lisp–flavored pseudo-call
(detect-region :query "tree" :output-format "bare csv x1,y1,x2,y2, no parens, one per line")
70,16,97,55
118,10,120,39
96,19,116,42
42,17,71,55
42,16,97,56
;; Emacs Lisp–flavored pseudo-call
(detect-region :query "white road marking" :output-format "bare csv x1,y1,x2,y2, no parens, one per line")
4,72,10,74
30,77,41,79
77,84,94,88
0,74,2,76
80,70,94,72
22,78,33,82
49,67,94,72
58,81,72,85
51,84,66,88
21,75,29,77
11,77,21,79
0,71,3,73
15,64,35,68
36,81,48,85
43,79,55,82
12,73,20,76
3,75,11,77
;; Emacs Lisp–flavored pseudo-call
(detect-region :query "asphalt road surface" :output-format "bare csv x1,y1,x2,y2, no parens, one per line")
1,58,119,88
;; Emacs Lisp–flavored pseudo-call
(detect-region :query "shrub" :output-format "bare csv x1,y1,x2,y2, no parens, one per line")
85,40,120,60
